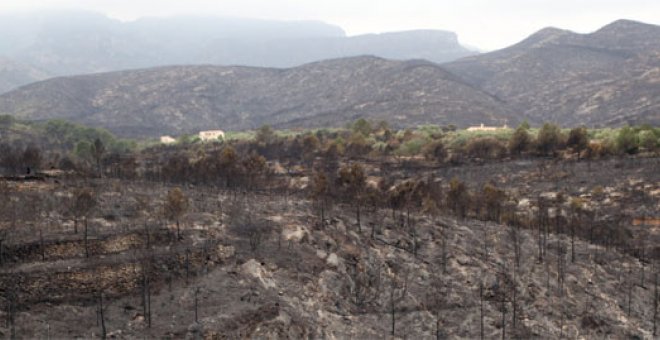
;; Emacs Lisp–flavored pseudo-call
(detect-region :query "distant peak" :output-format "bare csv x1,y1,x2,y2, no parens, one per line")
515,26,573,48
594,19,660,34
532,27,572,38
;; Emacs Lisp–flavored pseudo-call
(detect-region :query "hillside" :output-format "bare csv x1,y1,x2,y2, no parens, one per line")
0,11,475,93
0,57,517,138
445,19,660,126
1,156,658,338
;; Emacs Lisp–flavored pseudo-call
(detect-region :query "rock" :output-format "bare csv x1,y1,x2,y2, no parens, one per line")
242,259,276,289
214,245,235,261
517,198,531,209
282,224,310,243
316,249,328,259
319,235,337,250
540,192,558,200
455,254,472,266
326,253,341,268
107,330,122,338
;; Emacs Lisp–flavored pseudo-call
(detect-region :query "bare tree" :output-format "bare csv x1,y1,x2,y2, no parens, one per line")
653,272,658,336
163,187,189,240
387,268,409,336
228,200,270,253
347,251,382,311
97,289,107,339
70,188,96,237
5,276,17,339
92,138,106,176
310,171,330,227
425,276,451,339
71,188,97,257
194,287,200,323
134,195,151,249
509,223,522,269
447,177,470,219
141,263,152,328
337,163,366,232
479,281,485,340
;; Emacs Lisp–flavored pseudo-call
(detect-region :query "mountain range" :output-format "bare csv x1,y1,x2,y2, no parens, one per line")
0,57,515,137
0,17,658,136
0,11,475,93
445,19,660,127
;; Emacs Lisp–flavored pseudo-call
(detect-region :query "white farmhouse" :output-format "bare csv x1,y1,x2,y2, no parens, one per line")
160,136,177,144
199,130,225,141
466,123,509,132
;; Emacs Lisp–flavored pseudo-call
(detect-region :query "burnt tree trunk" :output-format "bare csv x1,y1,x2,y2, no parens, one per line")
40,229,45,261
185,249,191,285
653,272,658,336
480,282,484,340
501,295,506,340
194,288,199,323
356,202,361,233
84,217,89,258
98,291,106,339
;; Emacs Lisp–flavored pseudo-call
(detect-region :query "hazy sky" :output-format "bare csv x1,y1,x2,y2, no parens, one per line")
1,0,659,50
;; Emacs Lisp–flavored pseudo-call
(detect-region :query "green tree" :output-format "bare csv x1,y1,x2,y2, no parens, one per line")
352,118,373,136
465,137,506,159
519,120,530,130
508,125,531,156
536,123,563,156
639,130,658,151
75,140,93,162
617,126,639,155
256,125,276,145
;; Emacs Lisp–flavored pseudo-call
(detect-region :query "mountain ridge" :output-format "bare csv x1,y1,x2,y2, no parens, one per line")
444,19,660,126
0,56,518,137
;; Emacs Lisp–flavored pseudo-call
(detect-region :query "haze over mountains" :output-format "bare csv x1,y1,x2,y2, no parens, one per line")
0,14,658,136
0,11,475,93
0,57,49,95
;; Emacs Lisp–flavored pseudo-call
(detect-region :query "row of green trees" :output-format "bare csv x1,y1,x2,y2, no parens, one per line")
242,121,660,164
0,117,137,173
